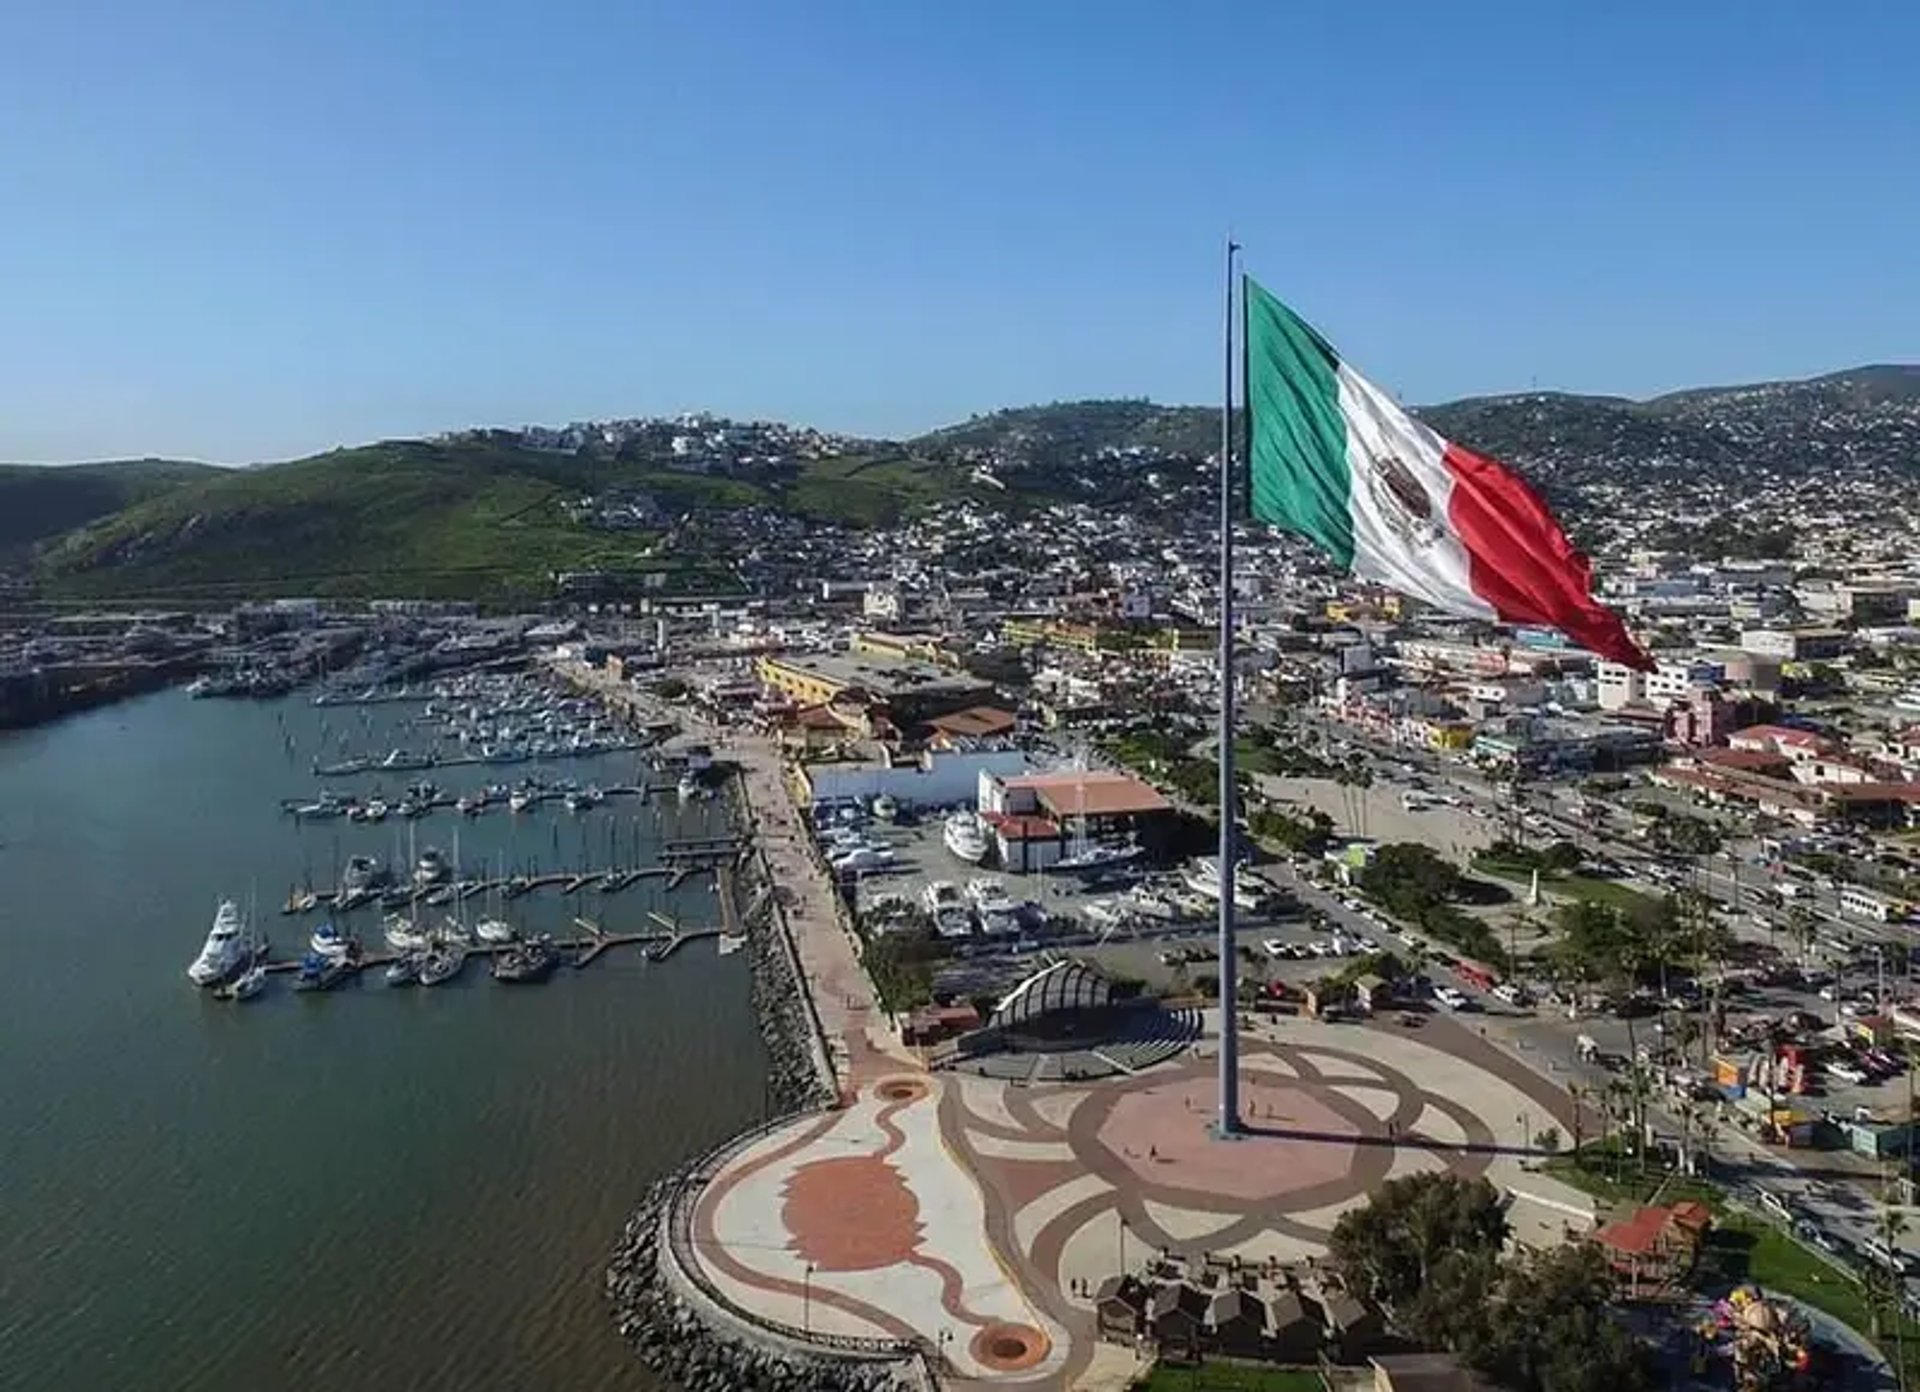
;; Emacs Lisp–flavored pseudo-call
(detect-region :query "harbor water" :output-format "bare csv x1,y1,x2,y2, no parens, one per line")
0,688,770,1392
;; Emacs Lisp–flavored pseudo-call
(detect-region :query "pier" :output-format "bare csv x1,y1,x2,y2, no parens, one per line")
279,855,743,915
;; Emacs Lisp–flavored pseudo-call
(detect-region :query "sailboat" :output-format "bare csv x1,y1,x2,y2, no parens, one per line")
1051,754,1141,872
474,851,516,944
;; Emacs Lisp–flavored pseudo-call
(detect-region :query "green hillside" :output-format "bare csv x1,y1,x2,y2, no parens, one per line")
914,399,1220,462
0,459,219,559
31,439,982,601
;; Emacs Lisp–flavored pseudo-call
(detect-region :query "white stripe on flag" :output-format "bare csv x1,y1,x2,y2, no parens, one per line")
1335,364,1496,620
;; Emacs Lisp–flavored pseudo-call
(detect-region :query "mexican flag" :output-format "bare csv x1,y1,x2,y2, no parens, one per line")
1245,276,1652,670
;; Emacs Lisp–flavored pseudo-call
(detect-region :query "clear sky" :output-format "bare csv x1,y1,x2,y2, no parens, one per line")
3,1,1915,463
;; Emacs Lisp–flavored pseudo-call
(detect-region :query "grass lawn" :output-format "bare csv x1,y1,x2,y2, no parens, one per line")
1134,1364,1325,1392
1559,875,1661,914
1470,858,1658,915
1550,1155,1920,1373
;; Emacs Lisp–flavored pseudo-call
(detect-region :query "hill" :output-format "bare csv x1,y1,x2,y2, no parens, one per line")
0,459,219,560
31,438,993,601
27,364,1920,600
1418,365,1920,486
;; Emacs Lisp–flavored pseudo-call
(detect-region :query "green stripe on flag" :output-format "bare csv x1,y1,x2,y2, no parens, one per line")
1245,277,1355,568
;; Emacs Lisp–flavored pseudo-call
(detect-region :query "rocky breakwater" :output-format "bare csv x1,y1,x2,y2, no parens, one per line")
744,888,835,1113
606,1175,911,1392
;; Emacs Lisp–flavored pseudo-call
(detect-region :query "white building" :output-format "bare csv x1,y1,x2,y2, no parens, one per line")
1595,662,1646,711
1645,660,1724,705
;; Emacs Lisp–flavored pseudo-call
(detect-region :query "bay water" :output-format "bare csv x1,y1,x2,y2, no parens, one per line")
0,689,769,1391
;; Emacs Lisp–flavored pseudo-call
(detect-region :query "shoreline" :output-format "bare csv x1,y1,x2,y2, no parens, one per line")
563,665,920,1388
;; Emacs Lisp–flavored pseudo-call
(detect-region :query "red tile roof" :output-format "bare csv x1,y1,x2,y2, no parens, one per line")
926,705,1018,738
1006,770,1173,817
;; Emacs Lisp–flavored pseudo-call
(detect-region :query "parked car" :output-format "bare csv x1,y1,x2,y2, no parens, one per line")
1827,1061,1869,1085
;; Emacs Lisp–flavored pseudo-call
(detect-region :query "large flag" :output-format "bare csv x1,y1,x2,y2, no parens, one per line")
1245,277,1653,670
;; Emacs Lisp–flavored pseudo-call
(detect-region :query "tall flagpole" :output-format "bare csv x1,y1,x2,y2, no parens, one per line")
1215,237,1242,1139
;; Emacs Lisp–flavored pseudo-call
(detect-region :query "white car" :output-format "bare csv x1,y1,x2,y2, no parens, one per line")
1827,1062,1868,1085
1433,985,1468,1010
1261,938,1291,959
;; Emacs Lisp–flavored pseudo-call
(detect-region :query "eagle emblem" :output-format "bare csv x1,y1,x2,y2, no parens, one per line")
1363,447,1443,548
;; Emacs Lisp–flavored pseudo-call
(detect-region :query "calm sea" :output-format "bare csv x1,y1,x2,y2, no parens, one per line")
0,689,768,1392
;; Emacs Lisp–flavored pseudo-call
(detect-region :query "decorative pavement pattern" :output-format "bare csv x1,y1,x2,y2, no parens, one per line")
686,1010,1584,1390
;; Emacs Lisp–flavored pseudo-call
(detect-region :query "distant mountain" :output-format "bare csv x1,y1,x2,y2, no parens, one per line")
0,459,219,561
25,364,1920,600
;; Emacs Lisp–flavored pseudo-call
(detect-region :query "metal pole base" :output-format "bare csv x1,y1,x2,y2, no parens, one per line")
1209,1117,1246,1142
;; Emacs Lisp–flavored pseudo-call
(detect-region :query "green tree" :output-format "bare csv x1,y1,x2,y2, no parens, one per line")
1326,1171,1510,1308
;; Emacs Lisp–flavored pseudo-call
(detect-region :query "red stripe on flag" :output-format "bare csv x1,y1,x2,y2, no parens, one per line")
1442,441,1654,671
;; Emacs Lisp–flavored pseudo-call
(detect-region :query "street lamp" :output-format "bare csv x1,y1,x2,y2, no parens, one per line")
802,1260,817,1335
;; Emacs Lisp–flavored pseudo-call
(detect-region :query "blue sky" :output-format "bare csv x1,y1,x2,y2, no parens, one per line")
2,1,1915,463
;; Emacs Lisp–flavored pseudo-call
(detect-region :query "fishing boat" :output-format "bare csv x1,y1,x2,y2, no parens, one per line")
310,921,353,959
362,798,390,822
384,953,423,987
456,792,486,815
942,811,991,865
491,936,559,983
418,944,466,986
475,917,516,945
507,788,535,813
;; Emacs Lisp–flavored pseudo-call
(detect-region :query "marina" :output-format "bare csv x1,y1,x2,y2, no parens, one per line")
1,675,771,1392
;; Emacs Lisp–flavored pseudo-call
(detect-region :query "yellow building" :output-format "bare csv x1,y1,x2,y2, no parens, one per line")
850,630,956,666
754,651,994,727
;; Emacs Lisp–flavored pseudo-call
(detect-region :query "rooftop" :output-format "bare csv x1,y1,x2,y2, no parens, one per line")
1004,769,1172,817
763,651,992,701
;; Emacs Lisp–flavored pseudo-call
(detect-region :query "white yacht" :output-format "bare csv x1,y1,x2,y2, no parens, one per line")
508,788,535,813
413,848,450,887
188,900,250,986
942,811,991,865
967,878,1021,935
222,962,268,1000
965,878,1015,912
1053,840,1142,873
1183,857,1266,911
385,914,432,953
922,880,973,938
474,918,516,945
310,921,353,959
923,880,965,914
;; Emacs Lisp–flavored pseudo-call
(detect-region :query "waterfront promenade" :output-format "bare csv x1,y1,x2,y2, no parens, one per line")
555,664,1591,1389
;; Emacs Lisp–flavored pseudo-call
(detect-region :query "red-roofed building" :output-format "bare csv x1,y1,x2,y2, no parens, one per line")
1592,1201,1712,1297
1729,724,1842,761
925,705,1019,747
977,769,1176,872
